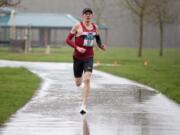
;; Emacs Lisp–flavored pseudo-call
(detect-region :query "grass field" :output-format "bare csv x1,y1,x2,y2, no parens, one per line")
0,46,179,108
0,67,40,125
95,48,180,103
0,47,73,62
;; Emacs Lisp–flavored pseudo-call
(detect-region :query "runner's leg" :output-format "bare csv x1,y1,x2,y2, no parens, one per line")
82,71,92,107
81,57,93,108
73,58,83,87
75,77,82,87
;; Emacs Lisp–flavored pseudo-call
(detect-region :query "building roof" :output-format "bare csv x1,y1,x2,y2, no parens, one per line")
0,8,108,30
0,12,79,29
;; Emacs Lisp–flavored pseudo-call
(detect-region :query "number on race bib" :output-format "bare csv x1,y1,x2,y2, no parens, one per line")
83,32,95,47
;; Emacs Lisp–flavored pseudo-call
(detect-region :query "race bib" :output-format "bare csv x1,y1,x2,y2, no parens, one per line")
83,32,96,47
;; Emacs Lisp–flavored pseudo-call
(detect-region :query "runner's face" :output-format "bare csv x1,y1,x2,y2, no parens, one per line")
82,12,93,22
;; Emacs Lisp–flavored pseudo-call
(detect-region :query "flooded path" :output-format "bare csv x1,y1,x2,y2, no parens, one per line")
0,60,180,135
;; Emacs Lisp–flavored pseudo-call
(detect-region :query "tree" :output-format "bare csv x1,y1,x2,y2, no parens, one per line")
0,0,21,43
0,0,20,7
122,0,153,57
84,0,106,25
147,0,178,56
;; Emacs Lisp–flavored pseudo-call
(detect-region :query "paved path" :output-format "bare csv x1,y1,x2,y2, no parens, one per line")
0,60,180,135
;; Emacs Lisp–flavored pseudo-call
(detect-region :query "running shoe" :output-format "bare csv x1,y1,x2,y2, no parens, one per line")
80,105,87,115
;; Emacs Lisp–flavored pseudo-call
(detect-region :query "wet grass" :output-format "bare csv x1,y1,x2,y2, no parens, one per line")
0,67,41,125
0,47,73,62
95,48,180,103
0,47,180,104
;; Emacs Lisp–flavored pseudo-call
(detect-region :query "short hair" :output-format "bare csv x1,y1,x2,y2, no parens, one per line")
82,8,93,14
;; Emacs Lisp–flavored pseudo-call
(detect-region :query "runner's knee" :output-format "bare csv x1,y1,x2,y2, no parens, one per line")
76,82,81,87
83,72,91,84
83,77,90,84
75,78,81,87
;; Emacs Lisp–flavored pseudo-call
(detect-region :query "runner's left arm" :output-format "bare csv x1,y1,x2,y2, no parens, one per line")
95,26,106,50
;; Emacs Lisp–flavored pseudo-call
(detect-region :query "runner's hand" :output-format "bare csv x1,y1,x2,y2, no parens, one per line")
101,44,107,51
76,46,86,53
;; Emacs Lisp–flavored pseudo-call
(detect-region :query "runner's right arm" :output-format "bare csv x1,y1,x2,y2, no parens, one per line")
66,24,86,53
66,24,78,49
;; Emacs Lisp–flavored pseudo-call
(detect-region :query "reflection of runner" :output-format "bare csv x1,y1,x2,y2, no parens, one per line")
66,8,107,114
83,115,90,135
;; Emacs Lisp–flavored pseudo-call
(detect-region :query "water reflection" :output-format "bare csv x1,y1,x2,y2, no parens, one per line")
82,115,90,135
0,61,180,135
136,87,157,103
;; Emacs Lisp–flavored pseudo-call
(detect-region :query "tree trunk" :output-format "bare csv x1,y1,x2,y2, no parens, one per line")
96,13,101,25
138,15,144,57
159,21,164,56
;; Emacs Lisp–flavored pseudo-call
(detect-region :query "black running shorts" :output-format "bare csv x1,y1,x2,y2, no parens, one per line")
73,57,93,78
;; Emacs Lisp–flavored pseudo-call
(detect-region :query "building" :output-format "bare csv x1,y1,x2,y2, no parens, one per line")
0,8,108,47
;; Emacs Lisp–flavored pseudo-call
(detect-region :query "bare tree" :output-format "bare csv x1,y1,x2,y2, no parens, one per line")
147,0,178,56
120,0,152,57
84,0,106,25
0,0,20,7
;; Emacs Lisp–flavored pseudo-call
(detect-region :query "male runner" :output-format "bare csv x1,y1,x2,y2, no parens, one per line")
66,8,106,114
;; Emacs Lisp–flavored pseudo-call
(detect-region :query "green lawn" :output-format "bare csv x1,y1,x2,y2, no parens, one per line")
0,46,179,107
0,67,40,125
95,48,180,103
0,47,73,62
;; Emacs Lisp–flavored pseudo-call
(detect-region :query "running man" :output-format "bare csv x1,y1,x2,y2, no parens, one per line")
66,8,106,114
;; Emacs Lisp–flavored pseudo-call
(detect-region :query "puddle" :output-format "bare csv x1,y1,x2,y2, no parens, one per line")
0,60,180,135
